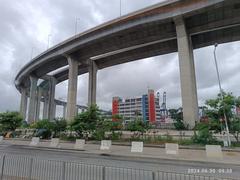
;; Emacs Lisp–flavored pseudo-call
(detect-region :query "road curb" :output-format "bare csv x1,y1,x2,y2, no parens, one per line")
7,143,240,166
5,138,240,152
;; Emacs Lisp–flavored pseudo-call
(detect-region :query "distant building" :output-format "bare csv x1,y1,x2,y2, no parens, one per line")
112,89,167,123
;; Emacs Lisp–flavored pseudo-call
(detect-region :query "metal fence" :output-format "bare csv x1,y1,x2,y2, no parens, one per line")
0,154,235,180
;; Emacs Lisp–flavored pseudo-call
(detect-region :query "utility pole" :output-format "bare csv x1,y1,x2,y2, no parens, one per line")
213,43,231,146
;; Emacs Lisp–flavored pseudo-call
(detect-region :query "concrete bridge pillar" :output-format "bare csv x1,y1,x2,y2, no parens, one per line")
175,17,199,129
66,55,78,121
35,87,42,121
48,77,57,121
63,104,66,119
88,59,98,106
52,101,56,120
28,76,38,123
20,87,28,121
42,91,49,119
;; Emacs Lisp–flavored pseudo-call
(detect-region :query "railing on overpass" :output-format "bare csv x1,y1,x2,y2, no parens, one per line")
0,154,235,180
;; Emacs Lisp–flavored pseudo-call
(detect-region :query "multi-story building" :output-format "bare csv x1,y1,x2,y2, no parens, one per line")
112,89,167,123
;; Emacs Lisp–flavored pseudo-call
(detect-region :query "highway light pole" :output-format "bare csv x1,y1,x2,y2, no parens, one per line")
213,43,231,146
75,17,80,35
47,34,52,49
120,0,122,16
30,47,34,60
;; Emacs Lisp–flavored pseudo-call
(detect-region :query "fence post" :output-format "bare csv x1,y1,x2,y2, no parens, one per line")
152,171,156,180
28,157,33,180
0,155,5,180
62,161,66,180
102,166,106,180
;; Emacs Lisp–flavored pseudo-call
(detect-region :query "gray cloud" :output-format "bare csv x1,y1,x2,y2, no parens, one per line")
0,0,240,118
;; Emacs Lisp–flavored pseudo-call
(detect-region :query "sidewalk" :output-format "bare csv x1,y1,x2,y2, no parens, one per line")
3,139,240,165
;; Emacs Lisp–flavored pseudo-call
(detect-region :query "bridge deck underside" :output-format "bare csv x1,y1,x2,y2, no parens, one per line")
19,0,240,89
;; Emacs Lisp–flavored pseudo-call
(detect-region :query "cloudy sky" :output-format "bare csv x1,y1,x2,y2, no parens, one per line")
1,0,240,116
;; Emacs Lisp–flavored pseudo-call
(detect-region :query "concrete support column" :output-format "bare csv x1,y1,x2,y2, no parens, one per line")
42,91,49,119
28,76,38,123
66,55,79,121
175,17,198,129
20,87,28,120
47,77,57,121
63,104,66,119
35,87,42,121
52,102,56,120
88,59,98,106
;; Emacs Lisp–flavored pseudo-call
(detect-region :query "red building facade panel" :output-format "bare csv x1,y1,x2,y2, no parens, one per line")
148,90,156,123
112,97,119,121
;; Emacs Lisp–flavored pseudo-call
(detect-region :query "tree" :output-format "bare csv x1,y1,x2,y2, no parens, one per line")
169,108,186,130
126,120,150,138
52,118,67,138
205,92,235,122
31,119,54,139
229,117,240,143
31,119,54,130
92,119,112,140
0,111,23,132
70,105,102,139
205,92,240,137
192,122,217,145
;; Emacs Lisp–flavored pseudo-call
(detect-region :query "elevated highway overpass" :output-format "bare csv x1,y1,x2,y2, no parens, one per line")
15,0,240,128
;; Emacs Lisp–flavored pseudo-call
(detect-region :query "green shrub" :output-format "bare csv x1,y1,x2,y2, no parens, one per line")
110,131,122,140
0,111,23,132
174,119,186,130
60,134,76,141
178,139,194,146
192,123,217,144
71,105,102,139
52,118,67,138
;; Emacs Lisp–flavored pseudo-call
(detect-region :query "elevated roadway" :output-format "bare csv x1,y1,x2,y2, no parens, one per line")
15,0,240,127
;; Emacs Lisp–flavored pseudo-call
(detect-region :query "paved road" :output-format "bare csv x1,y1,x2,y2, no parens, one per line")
0,143,239,179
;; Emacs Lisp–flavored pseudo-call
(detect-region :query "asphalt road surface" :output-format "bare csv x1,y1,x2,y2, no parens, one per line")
0,143,238,179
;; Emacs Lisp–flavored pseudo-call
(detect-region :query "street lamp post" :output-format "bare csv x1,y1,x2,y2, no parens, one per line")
120,0,122,16
75,17,80,35
30,47,34,60
47,34,52,49
213,43,231,146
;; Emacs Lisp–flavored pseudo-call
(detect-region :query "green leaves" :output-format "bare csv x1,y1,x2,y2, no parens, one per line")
0,111,23,132
31,119,67,138
229,117,240,142
205,91,235,121
192,122,217,145
126,120,150,133
168,108,186,130
31,119,54,130
70,105,105,139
